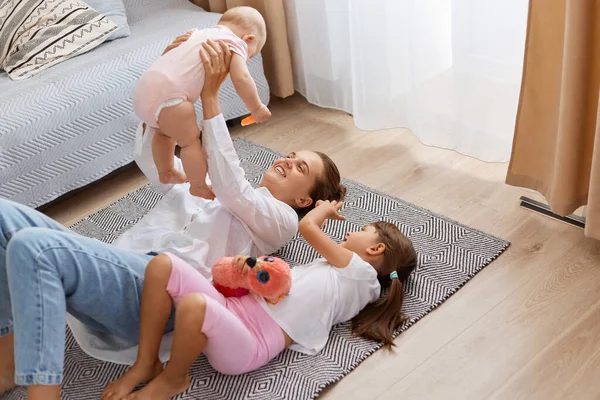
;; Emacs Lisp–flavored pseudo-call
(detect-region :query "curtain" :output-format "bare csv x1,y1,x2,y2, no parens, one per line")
190,0,294,98
506,0,600,240
283,0,529,162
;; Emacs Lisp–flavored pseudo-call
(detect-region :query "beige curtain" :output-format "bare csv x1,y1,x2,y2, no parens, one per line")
190,0,294,98
506,0,600,240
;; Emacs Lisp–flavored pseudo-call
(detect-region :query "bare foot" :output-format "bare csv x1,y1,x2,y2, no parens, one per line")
125,372,190,400
158,169,188,185
102,360,163,400
189,184,215,200
0,376,16,394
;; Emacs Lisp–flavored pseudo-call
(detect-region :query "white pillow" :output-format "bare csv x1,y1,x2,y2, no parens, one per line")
0,0,118,80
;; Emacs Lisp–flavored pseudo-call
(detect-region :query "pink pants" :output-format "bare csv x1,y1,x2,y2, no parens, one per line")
163,253,285,375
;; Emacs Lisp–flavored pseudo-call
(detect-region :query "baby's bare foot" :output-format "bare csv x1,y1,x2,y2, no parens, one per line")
189,184,215,200
124,372,190,400
102,360,163,400
158,169,188,184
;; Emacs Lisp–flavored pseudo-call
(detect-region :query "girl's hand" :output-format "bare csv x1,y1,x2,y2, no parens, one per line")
200,40,232,99
162,31,192,55
315,200,346,221
299,200,353,269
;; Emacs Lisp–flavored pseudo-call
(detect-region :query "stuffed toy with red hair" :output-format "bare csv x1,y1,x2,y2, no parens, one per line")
212,255,291,305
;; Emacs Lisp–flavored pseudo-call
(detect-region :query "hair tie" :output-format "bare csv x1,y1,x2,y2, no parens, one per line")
390,271,398,280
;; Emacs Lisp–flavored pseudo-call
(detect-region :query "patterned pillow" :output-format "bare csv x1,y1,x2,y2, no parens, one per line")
0,0,118,80
85,0,130,41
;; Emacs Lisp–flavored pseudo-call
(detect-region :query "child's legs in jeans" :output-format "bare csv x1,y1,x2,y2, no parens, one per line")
0,199,69,394
157,101,212,199
6,228,156,400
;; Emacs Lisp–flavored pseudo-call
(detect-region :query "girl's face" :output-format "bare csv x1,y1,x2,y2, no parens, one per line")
341,225,381,253
260,151,325,209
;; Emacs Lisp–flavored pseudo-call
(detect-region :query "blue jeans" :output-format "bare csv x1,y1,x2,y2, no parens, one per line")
0,199,174,385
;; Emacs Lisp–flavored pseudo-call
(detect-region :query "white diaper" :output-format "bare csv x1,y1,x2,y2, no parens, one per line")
154,98,185,122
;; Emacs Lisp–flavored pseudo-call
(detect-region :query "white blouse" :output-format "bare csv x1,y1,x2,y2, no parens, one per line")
67,115,299,364
256,253,381,355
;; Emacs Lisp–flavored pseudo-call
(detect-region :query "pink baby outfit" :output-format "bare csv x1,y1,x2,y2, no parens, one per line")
133,26,248,128
163,252,285,375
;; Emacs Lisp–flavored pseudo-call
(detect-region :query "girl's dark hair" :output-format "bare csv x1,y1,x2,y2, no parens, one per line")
300,152,346,215
352,222,418,349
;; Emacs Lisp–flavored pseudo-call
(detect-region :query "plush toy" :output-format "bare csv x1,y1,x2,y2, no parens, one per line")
212,255,291,304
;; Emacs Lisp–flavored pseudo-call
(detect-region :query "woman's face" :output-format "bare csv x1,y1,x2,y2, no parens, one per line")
260,151,325,209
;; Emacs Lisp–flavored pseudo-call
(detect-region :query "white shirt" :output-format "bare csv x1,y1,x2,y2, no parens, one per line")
67,115,299,364
257,253,381,355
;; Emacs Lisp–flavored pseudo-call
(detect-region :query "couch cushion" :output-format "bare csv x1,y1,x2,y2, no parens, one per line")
0,0,117,80
86,0,130,41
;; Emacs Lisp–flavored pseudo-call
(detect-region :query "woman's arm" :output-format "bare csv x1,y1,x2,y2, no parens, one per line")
299,201,354,268
199,40,229,119
198,41,299,254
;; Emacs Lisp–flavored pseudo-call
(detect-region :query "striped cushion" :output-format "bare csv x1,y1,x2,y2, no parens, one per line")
0,0,117,80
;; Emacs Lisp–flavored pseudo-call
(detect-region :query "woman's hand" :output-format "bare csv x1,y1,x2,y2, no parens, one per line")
199,40,232,120
162,31,192,55
200,40,232,99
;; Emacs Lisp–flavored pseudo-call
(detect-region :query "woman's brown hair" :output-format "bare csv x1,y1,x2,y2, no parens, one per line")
300,152,346,215
352,222,418,349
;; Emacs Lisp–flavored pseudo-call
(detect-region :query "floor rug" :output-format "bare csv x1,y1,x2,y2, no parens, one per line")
5,138,509,400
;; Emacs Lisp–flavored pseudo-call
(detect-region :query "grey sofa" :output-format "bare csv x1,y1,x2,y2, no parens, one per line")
0,0,269,208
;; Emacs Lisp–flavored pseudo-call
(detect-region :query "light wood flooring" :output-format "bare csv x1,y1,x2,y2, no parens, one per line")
43,94,600,400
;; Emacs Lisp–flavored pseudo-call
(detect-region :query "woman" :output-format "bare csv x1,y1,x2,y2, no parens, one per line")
0,40,345,400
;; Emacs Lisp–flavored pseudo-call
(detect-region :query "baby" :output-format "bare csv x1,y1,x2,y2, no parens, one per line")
133,7,271,199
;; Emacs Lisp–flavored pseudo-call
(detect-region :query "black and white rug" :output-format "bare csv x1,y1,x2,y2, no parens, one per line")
5,138,509,400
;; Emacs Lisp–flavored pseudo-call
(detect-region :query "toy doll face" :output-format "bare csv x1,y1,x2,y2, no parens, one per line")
233,256,279,279
254,257,276,283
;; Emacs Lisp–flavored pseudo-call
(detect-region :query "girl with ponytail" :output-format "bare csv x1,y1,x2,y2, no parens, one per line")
257,200,418,357
352,222,417,347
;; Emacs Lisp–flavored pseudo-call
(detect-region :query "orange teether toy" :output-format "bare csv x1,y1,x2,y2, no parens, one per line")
241,116,254,126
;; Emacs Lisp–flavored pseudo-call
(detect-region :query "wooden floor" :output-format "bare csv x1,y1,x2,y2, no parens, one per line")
43,95,600,400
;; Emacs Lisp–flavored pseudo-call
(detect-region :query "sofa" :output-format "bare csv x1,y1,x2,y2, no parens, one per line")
0,0,270,208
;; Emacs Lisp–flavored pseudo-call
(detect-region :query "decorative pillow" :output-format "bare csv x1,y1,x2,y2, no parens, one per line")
85,0,130,41
0,0,118,80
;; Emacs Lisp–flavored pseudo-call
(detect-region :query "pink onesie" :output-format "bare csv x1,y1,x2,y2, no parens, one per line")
133,26,248,128
163,252,285,375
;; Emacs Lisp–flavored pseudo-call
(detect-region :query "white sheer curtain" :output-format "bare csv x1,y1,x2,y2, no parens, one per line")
284,0,529,162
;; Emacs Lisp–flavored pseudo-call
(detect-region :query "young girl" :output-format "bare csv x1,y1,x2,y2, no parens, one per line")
133,6,271,200
102,200,417,400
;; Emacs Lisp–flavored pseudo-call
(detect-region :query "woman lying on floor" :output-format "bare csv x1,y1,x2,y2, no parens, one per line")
99,42,417,400
0,39,345,400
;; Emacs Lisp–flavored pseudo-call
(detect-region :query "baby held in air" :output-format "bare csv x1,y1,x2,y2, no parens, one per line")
133,6,271,199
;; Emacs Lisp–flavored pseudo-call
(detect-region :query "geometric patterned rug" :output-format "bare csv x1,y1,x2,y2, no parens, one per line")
4,138,509,400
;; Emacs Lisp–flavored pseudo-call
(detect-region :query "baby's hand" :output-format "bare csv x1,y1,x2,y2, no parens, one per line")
315,200,346,221
251,104,271,124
